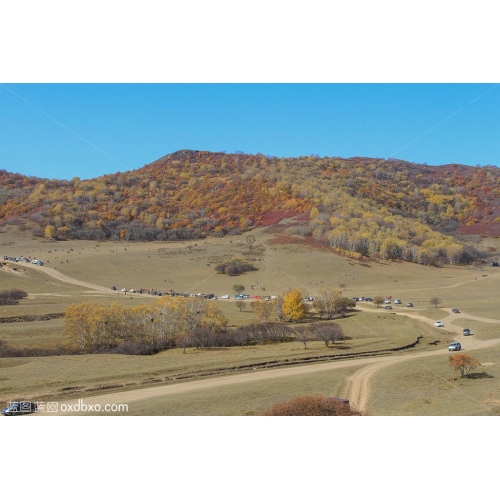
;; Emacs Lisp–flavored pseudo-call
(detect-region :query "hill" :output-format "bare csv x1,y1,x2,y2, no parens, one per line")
1,150,499,265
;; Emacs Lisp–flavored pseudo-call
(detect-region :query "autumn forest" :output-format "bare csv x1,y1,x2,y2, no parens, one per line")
1,149,499,266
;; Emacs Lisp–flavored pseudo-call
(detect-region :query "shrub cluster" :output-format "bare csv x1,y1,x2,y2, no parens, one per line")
0,338,76,357
214,257,257,276
0,288,28,306
261,394,362,416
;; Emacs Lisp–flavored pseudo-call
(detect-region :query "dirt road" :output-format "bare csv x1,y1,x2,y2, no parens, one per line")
344,304,500,410
4,260,119,295
39,333,500,415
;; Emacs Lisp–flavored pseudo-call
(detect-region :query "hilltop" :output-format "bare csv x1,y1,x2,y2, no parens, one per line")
1,150,499,265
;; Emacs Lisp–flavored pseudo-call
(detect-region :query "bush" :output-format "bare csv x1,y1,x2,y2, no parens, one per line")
214,257,257,276
0,297,19,306
0,288,28,305
233,323,293,344
0,338,76,357
106,342,160,355
262,394,362,416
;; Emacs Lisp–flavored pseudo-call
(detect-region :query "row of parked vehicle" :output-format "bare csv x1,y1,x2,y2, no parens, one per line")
234,294,279,300
111,286,223,299
354,297,413,308
3,256,44,265
111,287,285,301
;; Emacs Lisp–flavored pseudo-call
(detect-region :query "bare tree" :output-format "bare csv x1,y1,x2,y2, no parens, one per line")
187,327,214,349
429,296,441,308
316,288,340,319
309,322,345,347
176,334,191,354
294,325,313,349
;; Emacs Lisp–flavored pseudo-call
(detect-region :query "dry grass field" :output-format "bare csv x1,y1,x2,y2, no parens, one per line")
367,342,500,416
1,221,500,415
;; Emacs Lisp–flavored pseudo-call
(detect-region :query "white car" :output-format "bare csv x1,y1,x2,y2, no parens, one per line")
434,320,443,327
394,299,402,304
221,294,230,299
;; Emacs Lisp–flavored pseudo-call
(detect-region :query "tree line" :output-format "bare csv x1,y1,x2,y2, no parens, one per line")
62,290,350,355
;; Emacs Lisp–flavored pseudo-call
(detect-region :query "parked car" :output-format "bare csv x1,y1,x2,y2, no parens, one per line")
384,299,391,304
463,328,471,336
364,297,373,302
384,305,393,310
111,286,116,290
406,302,413,307
221,294,230,299
434,320,444,327
452,308,460,313
2,401,38,416
448,342,462,351
394,299,402,304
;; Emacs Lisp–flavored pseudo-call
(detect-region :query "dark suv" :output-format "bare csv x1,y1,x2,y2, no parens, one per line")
1,401,38,416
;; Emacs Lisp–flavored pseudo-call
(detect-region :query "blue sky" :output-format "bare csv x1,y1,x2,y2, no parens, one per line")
1,83,499,180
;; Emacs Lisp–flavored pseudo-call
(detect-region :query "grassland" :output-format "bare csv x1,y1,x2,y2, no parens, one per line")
1,222,500,415
0,309,434,405
367,342,500,416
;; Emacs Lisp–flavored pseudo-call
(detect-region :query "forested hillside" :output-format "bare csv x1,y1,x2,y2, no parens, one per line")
1,150,499,265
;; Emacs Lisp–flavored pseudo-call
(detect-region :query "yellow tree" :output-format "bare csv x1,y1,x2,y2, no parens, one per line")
44,225,57,239
152,295,188,345
251,299,276,323
201,302,229,333
63,303,96,351
282,289,307,323
63,302,116,352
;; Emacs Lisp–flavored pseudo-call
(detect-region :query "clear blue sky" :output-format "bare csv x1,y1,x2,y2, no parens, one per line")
1,83,499,180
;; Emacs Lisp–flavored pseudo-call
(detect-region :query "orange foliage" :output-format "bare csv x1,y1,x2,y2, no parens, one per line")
262,394,362,416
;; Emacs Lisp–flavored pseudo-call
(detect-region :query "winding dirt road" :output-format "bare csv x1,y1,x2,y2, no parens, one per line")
3,260,119,295
12,260,500,415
